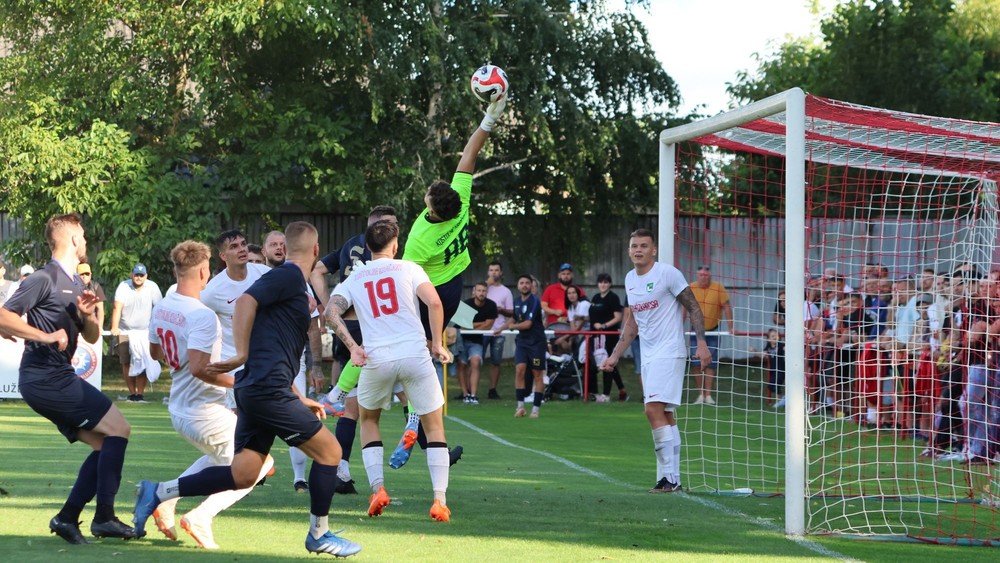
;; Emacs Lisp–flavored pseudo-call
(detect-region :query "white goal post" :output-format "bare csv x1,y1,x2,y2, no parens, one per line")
659,88,808,534
657,88,1000,544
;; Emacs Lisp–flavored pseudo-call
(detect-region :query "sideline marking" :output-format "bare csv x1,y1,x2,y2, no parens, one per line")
448,415,854,561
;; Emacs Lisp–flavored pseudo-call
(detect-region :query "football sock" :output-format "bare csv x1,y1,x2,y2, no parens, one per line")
533,391,542,408
334,417,357,461
416,420,428,450
94,436,128,522
651,425,674,483
309,513,329,540
362,442,385,491
670,425,682,486
307,461,338,518
336,363,362,395
290,446,308,483
178,454,215,478
177,465,236,498
60,450,100,522
516,387,526,409
426,442,449,504
197,455,273,518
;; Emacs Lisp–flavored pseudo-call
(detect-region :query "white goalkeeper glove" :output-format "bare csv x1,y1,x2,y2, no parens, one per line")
479,94,508,132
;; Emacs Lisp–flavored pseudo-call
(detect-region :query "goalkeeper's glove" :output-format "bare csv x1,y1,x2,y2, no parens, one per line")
479,94,508,132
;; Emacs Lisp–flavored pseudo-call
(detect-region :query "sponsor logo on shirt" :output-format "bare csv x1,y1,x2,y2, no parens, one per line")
632,300,659,313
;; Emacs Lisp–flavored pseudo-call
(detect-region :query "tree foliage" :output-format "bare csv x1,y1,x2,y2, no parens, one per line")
0,0,677,281
717,0,1000,218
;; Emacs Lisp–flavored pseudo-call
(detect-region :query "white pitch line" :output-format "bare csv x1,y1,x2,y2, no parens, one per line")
448,415,855,561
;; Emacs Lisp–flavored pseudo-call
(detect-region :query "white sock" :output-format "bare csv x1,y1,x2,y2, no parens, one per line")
157,479,181,501
309,513,328,540
651,425,674,483
178,455,215,478
866,407,877,424
427,446,450,504
362,446,384,491
670,425,682,486
516,400,524,409
337,459,352,482
531,405,540,414
196,455,273,519
325,387,348,403
290,446,308,482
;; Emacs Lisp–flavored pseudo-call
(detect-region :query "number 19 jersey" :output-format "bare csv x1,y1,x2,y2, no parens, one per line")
149,292,225,420
333,258,432,362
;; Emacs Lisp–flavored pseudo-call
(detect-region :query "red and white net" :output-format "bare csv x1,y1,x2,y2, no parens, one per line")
672,94,1000,543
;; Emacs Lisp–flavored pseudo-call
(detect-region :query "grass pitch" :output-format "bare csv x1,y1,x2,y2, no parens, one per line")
0,365,995,562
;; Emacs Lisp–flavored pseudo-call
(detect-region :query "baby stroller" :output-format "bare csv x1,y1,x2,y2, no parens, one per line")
544,353,582,401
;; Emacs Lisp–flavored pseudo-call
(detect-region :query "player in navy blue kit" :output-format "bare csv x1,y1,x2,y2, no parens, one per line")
133,222,360,557
502,275,548,418
0,213,139,543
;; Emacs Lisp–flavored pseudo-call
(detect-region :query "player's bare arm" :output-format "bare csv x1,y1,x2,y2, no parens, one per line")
309,261,331,309
602,307,636,372
206,293,257,375
677,287,712,368
326,295,359,351
189,349,235,388
307,313,325,390
110,300,124,336
416,281,450,363
76,290,102,344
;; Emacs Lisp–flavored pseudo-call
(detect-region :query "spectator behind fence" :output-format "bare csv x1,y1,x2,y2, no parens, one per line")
688,265,733,406
589,273,628,402
458,281,497,405
541,263,584,327
77,263,106,332
483,261,513,400
760,328,785,408
110,263,163,403
552,285,588,355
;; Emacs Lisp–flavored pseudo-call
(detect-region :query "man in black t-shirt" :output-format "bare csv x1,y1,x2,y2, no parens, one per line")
133,222,361,557
0,214,138,543
589,273,628,401
458,281,497,405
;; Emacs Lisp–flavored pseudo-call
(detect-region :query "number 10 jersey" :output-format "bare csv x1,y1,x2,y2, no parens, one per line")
149,292,225,420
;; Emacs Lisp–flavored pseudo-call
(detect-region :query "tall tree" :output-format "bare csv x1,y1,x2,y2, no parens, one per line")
0,1,677,281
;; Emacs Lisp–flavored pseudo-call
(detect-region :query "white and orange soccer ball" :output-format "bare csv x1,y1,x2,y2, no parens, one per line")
470,64,509,104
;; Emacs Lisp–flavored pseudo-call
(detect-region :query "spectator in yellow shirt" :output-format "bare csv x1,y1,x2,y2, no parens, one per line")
689,265,733,405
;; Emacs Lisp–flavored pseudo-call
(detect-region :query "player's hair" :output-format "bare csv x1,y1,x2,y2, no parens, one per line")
368,205,397,221
518,274,533,283
263,230,284,246
214,229,245,251
629,228,656,243
488,260,502,269
45,213,83,250
365,220,399,253
284,222,317,255
248,243,263,254
170,240,211,276
427,180,461,221
473,281,488,290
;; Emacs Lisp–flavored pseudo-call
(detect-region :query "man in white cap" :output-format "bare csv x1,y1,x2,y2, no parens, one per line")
111,263,162,402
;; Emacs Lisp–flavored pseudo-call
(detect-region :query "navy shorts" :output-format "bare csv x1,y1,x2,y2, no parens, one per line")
233,383,324,456
333,319,363,365
514,341,547,371
20,369,112,443
420,274,463,340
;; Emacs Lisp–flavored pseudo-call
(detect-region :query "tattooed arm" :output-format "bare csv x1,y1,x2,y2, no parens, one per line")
677,287,712,369
326,294,367,367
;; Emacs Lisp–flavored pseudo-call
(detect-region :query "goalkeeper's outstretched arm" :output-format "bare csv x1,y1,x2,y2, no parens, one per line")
457,95,507,175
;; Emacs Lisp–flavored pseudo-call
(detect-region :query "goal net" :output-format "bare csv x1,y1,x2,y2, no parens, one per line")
660,89,1000,544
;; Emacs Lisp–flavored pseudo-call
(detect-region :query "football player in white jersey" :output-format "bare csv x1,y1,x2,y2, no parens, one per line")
148,240,274,548
600,229,712,493
326,220,453,522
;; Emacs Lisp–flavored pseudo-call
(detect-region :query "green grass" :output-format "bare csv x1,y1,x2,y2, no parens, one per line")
0,365,997,561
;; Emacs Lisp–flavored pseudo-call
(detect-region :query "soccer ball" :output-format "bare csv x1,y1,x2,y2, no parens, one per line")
470,64,509,104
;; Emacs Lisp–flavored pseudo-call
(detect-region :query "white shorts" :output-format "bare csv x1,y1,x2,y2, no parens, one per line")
641,357,687,407
171,408,237,465
294,355,307,395
358,355,443,415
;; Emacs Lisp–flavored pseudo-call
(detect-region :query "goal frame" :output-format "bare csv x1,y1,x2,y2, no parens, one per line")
658,87,808,535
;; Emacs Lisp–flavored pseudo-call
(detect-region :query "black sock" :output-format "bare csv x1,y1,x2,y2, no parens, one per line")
516,388,527,401
417,421,428,450
179,465,236,497
93,436,128,521
59,450,99,522
533,392,543,408
308,462,338,517
335,417,358,462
